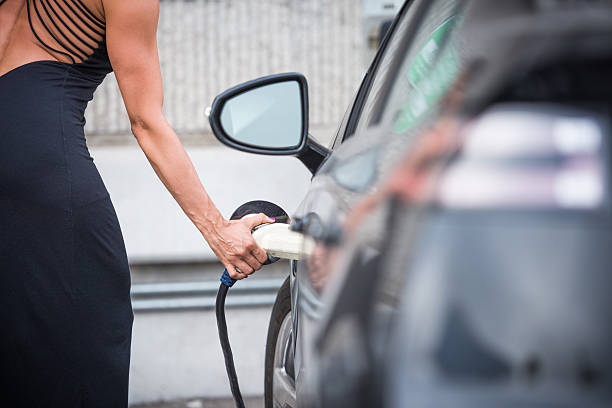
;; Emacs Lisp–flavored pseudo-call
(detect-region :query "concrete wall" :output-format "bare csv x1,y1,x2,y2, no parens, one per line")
94,146,311,263
85,0,364,149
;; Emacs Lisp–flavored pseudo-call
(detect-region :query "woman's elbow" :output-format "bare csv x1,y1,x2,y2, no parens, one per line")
129,114,163,140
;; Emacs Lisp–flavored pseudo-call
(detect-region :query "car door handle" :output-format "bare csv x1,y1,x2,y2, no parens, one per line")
291,213,342,246
289,215,308,234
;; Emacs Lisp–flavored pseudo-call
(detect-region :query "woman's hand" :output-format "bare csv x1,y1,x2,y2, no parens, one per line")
203,214,275,280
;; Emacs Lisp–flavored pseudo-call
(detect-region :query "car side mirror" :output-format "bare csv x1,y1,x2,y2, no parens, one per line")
208,73,309,155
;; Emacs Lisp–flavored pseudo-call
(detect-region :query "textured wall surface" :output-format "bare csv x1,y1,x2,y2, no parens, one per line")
86,0,364,147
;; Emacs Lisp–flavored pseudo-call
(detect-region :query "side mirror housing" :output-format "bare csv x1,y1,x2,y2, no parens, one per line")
208,73,309,155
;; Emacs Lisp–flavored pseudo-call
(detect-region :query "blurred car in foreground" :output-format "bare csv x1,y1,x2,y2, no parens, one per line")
208,0,612,406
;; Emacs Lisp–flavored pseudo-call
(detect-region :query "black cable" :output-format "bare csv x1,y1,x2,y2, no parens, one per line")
216,201,289,408
216,283,245,408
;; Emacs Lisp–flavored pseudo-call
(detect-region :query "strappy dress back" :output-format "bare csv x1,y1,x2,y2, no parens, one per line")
27,0,106,61
0,1,133,407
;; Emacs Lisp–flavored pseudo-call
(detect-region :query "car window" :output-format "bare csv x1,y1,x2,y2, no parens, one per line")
344,0,427,142
377,2,462,134
331,92,358,151
352,0,463,140
323,0,464,194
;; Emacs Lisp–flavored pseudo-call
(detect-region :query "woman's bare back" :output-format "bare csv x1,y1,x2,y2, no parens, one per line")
0,0,106,78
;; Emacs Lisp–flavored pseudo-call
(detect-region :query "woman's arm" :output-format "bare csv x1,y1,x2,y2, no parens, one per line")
103,0,270,279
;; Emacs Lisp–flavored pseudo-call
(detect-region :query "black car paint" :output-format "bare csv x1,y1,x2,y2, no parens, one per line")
293,1,612,407
208,0,612,406
290,1,450,404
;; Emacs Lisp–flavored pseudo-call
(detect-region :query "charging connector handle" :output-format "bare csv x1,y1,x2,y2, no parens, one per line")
220,269,237,287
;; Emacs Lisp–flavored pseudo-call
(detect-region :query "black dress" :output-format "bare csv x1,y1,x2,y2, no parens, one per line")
0,1,133,406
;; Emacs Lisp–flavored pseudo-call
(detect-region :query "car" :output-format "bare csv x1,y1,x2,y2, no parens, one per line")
207,1,612,407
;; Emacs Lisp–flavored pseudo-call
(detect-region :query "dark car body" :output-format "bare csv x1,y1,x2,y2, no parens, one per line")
290,1,612,407
210,0,612,407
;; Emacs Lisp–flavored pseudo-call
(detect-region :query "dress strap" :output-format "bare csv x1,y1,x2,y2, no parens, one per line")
26,0,105,64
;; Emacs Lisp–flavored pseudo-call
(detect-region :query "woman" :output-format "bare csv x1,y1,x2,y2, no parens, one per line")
0,0,270,405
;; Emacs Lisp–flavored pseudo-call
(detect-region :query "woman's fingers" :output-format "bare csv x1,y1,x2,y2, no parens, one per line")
252,246,269,264
225,264,241,280
205,213,276,280
243,213,275,230
245,234,269,265
244,213,273,264
222,244,261,279
226,246,265,279
234,260,254,275
234,213,274,268
240,251,264,273
226,263,251,280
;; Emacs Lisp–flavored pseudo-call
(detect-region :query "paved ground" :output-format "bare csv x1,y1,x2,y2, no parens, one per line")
131,396,264,408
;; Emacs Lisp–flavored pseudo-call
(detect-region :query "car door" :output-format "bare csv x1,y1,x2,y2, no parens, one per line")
289,0,466,404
